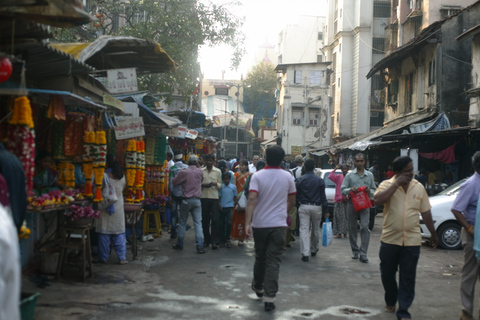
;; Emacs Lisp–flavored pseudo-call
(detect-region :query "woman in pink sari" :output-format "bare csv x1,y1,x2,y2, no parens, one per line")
329,164,350,239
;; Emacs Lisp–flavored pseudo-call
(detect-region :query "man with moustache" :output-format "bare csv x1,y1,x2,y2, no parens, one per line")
374,156,437,320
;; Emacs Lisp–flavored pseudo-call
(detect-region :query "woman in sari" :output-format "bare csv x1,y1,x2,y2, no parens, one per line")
231,159,251,245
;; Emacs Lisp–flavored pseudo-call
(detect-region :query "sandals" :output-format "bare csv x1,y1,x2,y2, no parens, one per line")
385,305,396,313
119,260,129,265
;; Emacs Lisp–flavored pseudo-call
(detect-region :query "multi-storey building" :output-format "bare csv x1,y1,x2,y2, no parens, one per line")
323,0,391,143
277,15,326,64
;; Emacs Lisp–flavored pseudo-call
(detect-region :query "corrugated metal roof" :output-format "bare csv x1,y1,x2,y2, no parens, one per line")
49,36,179,74
0,16,52,44
12,43,95,80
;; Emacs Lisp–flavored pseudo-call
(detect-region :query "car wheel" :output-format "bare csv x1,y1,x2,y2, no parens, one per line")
437,222,462,250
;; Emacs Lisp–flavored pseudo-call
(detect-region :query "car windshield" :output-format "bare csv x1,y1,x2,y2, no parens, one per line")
435,179,466,196
324,172,343,188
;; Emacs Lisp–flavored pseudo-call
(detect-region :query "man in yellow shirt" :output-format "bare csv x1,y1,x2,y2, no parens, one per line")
374,156,437,320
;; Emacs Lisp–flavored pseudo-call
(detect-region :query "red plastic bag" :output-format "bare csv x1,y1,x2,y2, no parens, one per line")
349,186,372,212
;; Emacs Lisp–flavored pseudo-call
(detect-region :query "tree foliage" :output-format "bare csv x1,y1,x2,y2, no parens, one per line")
51,0,245,103
243,61,277,127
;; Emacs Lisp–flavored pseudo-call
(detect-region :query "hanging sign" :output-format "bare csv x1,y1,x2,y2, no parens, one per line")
106,68,138,94
291,146,302,156
212,114,231,127
185,129,198,140
162,126,187,138
114,117,145,140
103,93,124,112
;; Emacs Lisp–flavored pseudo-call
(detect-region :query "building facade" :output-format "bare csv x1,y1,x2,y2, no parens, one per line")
323,0,391,142
275,62,332,155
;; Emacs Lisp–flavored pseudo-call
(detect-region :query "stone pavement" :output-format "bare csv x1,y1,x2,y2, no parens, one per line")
23,215,466,320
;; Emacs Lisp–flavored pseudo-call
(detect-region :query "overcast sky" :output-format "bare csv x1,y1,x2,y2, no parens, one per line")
199,0,327,80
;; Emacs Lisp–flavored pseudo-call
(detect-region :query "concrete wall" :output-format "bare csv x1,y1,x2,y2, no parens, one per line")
277,16,326,64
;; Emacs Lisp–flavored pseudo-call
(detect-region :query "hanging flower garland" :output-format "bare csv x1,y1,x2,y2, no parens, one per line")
134,141,145,202
7,96,35,193
82,131,95,197
93,131,107,203
125,139,137,203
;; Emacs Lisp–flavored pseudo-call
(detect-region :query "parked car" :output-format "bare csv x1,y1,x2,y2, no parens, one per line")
316,169,378,230
419,179,466,250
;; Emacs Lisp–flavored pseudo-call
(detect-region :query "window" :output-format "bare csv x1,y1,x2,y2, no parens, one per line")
309,108,320,126
215,88,229,95
440,7,461,19
374,1,391,17
370,111,385,127
292,106,304,125
388,80,398,103
317,55,323,63
317,32,323,40
372,37,385,54
428,60,435,86
294,70,302,84
372,74,383,90
404,72,415,113
309,71,321,85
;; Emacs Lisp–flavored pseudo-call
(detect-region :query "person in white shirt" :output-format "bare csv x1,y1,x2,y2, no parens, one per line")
0,205,20,320
167,151,175,170
249,155,260,173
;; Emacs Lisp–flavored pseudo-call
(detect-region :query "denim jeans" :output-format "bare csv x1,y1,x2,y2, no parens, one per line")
252,227,286,302
219,207,233,243
170,196,182,237
379,242,420,320
201,198,219,246
176,198,204,248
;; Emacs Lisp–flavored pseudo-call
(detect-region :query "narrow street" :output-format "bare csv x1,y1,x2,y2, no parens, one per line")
24,215,465,320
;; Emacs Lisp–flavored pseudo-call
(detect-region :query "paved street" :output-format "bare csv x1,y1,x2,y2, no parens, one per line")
24,215,465,320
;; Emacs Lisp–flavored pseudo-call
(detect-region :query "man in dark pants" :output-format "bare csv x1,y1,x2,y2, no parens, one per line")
295,159,328,262
341,153,376,263
200,154,222,249
245,145,296,312
451,151,480,320
374,156,437,320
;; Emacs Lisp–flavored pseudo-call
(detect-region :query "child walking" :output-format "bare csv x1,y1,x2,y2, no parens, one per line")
218,172,238,248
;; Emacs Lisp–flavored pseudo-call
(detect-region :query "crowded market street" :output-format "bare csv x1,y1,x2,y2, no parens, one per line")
24,215,464,320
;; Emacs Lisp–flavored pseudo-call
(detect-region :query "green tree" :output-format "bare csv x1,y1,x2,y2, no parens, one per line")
244,61,277,128
51,0,245,103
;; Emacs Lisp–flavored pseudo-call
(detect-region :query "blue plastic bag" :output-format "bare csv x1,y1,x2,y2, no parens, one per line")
322,217,333,247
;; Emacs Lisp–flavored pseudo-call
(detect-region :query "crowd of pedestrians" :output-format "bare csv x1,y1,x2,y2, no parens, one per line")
166,147,477,319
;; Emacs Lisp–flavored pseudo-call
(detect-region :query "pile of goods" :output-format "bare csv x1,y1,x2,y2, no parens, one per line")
65,204,101,222
28,190,75,210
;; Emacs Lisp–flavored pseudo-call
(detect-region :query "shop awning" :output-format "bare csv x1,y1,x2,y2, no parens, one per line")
0,0,96,28
313,110,436,153
120,95,182,128
49,36,179,74
261,136,278,146
27,88,106,109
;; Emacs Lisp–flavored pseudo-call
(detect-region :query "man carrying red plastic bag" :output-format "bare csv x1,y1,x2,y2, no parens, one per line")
341,153,376,263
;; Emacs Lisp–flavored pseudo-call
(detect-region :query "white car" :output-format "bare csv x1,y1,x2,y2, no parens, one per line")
420,179,466,250
315,169,378,230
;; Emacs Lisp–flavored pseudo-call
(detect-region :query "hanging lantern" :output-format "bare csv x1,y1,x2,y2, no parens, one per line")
0,57,12,83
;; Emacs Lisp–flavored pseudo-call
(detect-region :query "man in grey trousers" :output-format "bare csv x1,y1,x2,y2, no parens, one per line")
341,153,376,263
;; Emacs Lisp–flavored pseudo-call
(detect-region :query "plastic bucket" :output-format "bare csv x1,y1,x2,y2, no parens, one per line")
20,292,40,320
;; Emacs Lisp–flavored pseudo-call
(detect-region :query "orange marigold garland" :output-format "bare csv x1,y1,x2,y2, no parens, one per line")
93,131,107,203
6,96,35,193
82,131,95,197
125,139,137,203
134,141,145,202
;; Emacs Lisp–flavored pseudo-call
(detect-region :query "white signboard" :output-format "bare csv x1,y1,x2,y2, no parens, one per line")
162,126,187,139
114,117,145,140
185,129,198,140
107,68,138,94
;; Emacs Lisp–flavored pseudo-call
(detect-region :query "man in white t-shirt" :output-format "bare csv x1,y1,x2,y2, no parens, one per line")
245,145,296,312
249,155,260,173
